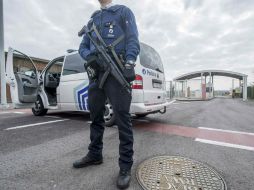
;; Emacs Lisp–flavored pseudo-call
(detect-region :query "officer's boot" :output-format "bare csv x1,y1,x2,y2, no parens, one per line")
116,169,131,189
73,155,103,169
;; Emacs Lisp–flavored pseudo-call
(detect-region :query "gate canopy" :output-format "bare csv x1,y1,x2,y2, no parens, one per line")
173,70,248,101
174,70,247,81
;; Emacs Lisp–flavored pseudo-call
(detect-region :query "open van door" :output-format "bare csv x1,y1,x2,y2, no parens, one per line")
6,47,39,108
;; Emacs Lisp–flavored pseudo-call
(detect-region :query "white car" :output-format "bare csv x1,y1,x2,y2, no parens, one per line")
6,43,171,126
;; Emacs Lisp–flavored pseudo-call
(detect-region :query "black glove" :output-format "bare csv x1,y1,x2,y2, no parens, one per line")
85,54,99,81
123,60,136,83
86,65,97,80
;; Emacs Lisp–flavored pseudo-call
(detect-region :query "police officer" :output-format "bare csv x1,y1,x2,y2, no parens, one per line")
73,0,140,189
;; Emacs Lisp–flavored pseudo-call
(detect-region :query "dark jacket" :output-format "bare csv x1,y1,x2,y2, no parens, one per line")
79,5,140,62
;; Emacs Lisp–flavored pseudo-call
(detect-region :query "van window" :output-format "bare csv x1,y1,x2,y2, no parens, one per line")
47,58,64,74
62,54,86,76
140,43,164,73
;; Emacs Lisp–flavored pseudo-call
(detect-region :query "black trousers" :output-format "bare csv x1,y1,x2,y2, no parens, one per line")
87,74,134,170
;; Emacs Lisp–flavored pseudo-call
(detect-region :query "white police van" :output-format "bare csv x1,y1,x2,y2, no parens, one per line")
6,43,171,126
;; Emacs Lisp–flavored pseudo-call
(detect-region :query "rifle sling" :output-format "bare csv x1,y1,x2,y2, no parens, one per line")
109,35,125,71
92,24,125,71
99,68,110,89
92,24,107,47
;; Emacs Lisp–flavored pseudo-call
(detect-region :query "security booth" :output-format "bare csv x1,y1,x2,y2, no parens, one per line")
173,70,248,101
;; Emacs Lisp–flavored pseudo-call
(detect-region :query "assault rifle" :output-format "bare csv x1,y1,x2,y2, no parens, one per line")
78,24,131,94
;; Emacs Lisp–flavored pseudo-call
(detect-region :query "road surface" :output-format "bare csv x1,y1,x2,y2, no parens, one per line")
0,98,253,190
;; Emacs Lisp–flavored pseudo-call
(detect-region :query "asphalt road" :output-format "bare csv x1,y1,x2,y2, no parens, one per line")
0,98,254,190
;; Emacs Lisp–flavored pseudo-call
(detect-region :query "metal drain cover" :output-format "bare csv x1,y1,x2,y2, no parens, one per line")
136,156,227,190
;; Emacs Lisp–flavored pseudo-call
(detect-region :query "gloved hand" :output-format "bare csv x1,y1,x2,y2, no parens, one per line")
86,65,97,80
84,53,99,81
123,60,136,83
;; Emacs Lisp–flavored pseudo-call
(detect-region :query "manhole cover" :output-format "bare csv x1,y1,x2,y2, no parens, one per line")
136,156,227,190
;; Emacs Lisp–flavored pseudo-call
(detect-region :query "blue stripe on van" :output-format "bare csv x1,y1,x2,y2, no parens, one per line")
81,93,88,110
78,86,89,111
74,82,90,111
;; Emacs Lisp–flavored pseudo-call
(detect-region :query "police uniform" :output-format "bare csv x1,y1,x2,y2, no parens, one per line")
78,4,140,172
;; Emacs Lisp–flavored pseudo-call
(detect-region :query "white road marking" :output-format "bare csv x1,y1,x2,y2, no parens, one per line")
195,138,254,151
173,102,191,105
0,112,11,114
168,100,176,104
198,127,254,136
0,111,26,115
13,112,26,114
87,121,92,124
44,116,62,119
5,119,70,131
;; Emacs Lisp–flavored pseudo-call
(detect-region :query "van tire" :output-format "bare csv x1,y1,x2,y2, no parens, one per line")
32,96,48,116
135,113,148,118
104,101,115,127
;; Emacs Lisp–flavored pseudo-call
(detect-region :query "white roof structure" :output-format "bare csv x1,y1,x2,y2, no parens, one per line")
174,70,248,81
173,70,248,101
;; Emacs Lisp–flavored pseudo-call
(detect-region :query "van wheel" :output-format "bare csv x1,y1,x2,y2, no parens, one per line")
32,96,48,116
104,102,115,127
135,113,148,118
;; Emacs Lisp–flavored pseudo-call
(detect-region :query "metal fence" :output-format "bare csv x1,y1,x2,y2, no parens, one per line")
165,81,174,100
247,86,254,99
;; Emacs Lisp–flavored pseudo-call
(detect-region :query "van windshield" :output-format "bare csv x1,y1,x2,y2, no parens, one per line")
140,43,164,73
62,54,86,76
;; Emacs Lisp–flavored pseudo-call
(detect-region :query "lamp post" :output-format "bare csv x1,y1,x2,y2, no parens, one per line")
0,0,7,107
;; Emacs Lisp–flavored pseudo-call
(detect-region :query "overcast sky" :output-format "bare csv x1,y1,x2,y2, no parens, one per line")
3,0,254,89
